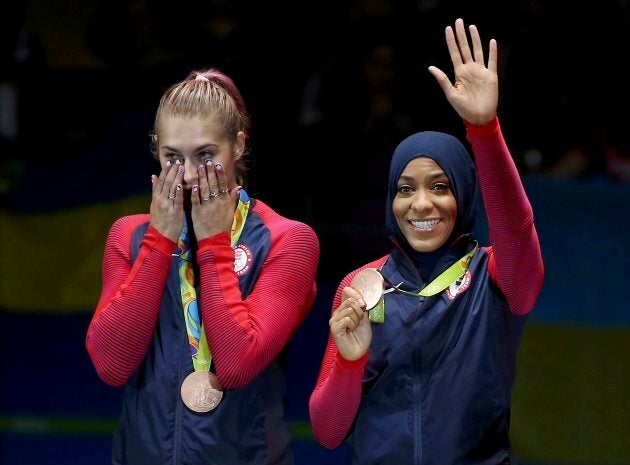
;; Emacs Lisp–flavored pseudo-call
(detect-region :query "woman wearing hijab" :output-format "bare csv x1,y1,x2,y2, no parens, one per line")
309,18,544,464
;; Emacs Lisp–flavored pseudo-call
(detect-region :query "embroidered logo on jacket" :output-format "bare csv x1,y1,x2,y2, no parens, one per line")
445,269,472,300
233,244,253,276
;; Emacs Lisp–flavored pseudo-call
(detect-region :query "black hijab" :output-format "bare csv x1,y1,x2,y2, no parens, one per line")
385,131,481,280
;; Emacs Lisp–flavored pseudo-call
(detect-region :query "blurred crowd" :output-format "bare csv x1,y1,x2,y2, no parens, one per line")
1,0,628,276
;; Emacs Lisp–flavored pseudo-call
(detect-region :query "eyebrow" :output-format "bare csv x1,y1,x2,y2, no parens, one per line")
398,171,447,182
161,143,220,152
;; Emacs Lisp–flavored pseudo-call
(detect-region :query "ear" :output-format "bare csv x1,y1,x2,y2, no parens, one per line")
234,131,246,160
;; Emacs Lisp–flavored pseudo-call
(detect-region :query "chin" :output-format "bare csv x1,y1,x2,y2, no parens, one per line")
408,237,448,254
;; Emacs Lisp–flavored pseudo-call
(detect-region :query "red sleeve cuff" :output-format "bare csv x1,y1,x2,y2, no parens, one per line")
197,231,231,251
147,225,178,256
335,352,369,370
464,116,500,137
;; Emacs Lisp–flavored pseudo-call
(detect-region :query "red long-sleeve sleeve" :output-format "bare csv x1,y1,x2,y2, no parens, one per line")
197,218,319,389
87,209,320,392
309,260,384,449
466,117,544,315
86,215,176,387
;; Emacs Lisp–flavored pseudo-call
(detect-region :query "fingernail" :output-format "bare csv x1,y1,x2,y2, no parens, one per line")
166,160,172,166
193,185,198,192
178,165,184,173
198,164,205,172
215,163,222,171
206,159,212,166
175,159,181,165
177,184,182,191
358,298,366,308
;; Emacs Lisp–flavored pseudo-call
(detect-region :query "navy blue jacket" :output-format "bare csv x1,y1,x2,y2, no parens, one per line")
349,237,527,465
112,200,294,465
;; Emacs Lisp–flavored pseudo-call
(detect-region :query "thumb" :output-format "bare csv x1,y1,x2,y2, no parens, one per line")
427,66,452,95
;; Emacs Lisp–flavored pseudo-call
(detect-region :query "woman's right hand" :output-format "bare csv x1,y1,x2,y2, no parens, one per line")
150,160,184,242
329,286,372,361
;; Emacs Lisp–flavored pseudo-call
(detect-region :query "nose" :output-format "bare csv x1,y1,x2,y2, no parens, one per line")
411,190,433,212
182,159,199,188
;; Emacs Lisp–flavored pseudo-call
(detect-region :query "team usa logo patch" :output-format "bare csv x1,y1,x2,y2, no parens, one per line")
233,244,253,276
445,270,472,300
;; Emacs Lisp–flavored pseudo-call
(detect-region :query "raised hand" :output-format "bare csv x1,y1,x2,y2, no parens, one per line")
428,18,499,125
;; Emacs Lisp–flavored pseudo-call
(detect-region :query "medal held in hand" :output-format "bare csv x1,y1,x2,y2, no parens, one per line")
350,268,384,310
180,371,223,413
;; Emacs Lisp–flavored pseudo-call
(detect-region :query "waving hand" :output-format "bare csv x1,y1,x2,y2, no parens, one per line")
428,18,499,125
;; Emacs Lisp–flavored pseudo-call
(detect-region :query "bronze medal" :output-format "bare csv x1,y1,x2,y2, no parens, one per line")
350,268,384,310
180,371,223,412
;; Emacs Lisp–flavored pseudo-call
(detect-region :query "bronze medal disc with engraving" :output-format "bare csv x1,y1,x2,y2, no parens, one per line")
180,371,223,413
350,268,384,310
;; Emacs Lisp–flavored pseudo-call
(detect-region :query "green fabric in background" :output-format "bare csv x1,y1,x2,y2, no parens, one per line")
0,194,150,313
512,324,630,464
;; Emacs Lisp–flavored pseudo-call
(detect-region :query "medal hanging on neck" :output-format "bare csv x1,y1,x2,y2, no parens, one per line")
179,190,250,412
352,243,478,324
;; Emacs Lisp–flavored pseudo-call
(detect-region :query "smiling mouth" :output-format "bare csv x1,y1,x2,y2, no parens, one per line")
410,219,440,230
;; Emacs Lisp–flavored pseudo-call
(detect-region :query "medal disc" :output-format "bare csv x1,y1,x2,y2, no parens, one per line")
350,268,384,310
180,371,223,412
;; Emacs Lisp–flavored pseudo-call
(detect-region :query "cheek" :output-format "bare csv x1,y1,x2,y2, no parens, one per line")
215,155,238,182
216,153,235,168
448,197,458,219
444,198,458,229
392,198,407,222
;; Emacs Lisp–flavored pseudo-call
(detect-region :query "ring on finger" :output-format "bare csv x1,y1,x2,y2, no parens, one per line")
210,191,218,198
168,194,176,200
201,196,211,201
219,188,228,195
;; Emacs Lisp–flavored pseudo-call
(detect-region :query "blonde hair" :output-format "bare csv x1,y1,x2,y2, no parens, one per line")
152,68,251,186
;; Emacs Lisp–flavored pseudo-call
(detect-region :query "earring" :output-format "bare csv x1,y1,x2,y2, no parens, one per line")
149,133,158,154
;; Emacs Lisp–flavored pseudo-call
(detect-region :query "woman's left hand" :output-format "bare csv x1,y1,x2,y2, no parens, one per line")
191,160,240,240
428,18,499,125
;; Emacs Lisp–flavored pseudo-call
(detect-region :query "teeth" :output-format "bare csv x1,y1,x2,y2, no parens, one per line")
411,219,440,230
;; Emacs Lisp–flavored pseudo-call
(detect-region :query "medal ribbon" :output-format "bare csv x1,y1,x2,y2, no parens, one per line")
383,242,478,298
177,189,250,372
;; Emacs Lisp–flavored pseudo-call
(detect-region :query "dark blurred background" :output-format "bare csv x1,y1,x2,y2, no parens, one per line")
1,0,629,464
